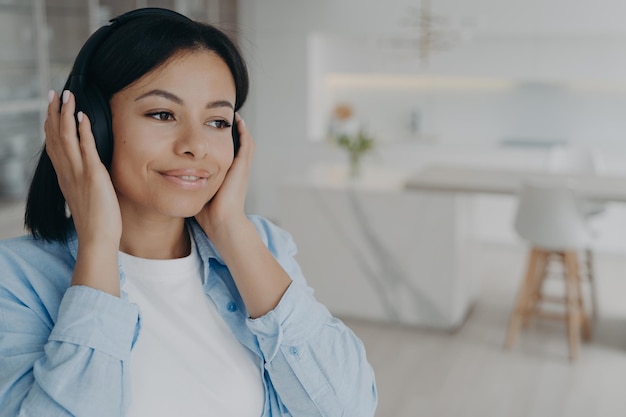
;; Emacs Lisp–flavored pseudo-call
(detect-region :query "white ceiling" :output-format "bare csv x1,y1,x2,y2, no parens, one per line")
433,0,626,36
250,0,626,38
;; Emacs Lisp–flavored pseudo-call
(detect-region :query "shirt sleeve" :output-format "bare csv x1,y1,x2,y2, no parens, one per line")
0,285,140,417
245,217,378,417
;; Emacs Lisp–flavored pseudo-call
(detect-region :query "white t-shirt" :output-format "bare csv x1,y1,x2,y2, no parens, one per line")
120,237,265,417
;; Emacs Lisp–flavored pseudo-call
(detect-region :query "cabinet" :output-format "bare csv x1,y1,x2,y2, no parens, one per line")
0,0,47,198
0,0,237,199
0,0,91,199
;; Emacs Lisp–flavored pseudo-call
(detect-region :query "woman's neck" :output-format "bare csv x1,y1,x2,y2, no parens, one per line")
118,215,191,260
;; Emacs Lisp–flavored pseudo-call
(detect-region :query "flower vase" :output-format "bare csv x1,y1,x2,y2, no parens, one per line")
349,152,361,179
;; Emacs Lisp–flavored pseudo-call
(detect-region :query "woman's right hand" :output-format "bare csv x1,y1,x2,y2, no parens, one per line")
45,90,122,296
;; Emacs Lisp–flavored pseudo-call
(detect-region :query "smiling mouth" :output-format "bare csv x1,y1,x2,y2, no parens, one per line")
160,171,210,190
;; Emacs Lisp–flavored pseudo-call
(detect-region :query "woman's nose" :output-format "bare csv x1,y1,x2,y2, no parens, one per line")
174,123,208,159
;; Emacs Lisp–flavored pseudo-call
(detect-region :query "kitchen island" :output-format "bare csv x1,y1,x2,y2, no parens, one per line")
279,166,481,329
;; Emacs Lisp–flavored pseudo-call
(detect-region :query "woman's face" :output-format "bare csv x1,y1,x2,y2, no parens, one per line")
109,50,236,221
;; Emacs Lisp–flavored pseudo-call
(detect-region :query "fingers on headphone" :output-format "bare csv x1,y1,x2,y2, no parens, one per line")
59,90,78,142
76,111,99,161
46,90,60,116
55,90,88,167
45,91,60,140
46,90,76,165
235,115,255,159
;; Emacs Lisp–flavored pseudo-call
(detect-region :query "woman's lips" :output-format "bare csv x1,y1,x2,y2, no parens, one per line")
160,169,210,190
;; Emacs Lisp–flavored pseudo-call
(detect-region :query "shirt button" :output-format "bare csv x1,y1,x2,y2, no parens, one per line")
227,301,237,312
290,347,298,355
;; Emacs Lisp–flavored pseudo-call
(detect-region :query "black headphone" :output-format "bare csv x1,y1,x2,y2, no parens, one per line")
63,7,239,167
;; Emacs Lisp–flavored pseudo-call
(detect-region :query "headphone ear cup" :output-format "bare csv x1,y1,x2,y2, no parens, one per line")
65,75,113,167
232,118,240,156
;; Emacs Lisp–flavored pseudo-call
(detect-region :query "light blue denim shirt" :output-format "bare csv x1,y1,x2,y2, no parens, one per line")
0,216,377,417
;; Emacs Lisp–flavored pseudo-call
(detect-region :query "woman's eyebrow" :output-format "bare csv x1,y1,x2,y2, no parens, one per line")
135,89,182,104
135,89,233,109
206,100,234,110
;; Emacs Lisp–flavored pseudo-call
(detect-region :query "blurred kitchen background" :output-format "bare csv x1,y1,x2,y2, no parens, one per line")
2,1,626,416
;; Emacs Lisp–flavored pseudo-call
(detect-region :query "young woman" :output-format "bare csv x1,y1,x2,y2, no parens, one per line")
0,8,377,417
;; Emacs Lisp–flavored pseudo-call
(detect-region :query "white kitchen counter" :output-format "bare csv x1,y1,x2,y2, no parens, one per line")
279,167,481,329
406,164,626,201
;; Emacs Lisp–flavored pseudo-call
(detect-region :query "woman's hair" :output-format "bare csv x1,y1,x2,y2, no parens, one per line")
25,10,249,241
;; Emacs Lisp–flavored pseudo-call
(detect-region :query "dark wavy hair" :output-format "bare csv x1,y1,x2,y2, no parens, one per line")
25,9,249,241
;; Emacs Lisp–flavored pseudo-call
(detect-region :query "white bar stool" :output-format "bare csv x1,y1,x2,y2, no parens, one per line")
504,181,597,360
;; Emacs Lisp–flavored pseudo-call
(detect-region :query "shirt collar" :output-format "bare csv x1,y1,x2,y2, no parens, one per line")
185,218,225,265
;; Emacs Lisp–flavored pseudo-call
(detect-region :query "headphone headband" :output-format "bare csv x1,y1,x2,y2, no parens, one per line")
112,7,192,25
71,8,191,77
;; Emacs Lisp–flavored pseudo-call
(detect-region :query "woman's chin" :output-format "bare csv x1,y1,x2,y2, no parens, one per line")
183,207,209,220
164,200,210,220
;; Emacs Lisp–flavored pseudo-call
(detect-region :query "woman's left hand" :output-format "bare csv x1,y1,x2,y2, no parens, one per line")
195,113,254,240
194,114,291,318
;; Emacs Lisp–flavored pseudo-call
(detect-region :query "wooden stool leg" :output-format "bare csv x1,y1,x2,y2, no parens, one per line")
522,250,549,329
585,248,599,322
505,248,540,349
576,253,592,341
564,251,581,360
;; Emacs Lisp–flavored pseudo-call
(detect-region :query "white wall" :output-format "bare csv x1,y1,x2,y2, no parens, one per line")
326,77,626,148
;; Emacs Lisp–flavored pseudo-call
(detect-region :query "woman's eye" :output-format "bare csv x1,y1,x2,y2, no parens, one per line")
148,111,174,121
208,119,232,129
